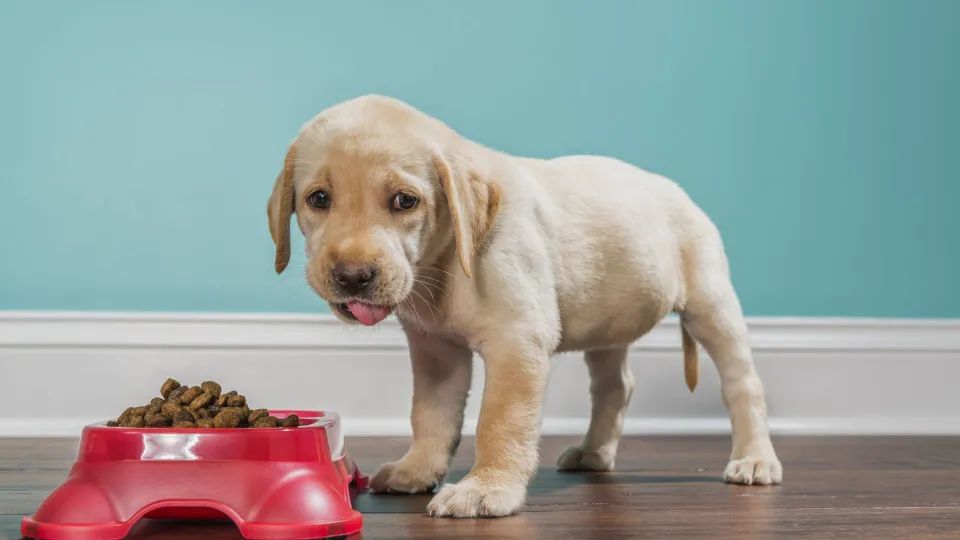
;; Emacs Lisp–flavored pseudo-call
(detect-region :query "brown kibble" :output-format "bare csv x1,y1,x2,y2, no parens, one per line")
200,381,222,398
214,409,242,428
247,409,269,423
122,415,146,428
217,391,238,407
179,386,203,405
118,406,147,425
108,379,285,430
160,378,181,399
118,407,136,425
188,391,215,411
161,401,183,416
220,406,247,422
169,385,189,403
252,416,280,428
146,414,172,428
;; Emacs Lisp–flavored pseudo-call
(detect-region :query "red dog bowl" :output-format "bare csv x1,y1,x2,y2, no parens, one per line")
22,410,368,540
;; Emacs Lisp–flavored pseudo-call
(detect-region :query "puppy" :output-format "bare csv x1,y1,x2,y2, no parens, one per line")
267,95,782,518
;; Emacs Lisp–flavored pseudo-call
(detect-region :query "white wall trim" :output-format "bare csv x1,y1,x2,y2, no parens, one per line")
7,417,960,439
2,311,958,352
1,311,959,437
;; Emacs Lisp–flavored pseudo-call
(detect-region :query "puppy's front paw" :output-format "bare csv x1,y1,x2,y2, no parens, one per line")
427,476,525,518
723,454,783,485
556,445,616,471
370,457,445,494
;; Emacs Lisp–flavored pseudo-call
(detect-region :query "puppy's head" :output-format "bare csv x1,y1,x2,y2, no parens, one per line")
267,96,499,326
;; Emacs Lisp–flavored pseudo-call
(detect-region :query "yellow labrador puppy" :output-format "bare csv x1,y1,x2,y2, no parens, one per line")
267,95,782,518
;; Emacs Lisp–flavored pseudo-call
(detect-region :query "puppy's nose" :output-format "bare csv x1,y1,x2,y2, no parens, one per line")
332,264,376,295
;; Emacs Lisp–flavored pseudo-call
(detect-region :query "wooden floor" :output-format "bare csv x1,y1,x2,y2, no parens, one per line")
3,436,960,539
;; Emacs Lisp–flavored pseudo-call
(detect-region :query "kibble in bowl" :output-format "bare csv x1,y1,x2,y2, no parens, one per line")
108,379,301,430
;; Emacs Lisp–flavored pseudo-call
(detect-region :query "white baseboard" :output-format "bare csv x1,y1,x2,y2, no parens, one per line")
9,417,960,439
1,311,959,437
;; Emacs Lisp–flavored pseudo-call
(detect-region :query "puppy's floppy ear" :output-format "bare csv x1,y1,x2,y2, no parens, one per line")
267,145,297,274
433,152,501,278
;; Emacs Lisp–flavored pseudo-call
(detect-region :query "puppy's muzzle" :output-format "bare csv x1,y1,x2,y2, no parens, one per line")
332,263,377,296
329,262,393,327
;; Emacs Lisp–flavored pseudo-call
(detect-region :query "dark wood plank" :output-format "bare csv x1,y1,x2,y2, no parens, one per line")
2,436,960,539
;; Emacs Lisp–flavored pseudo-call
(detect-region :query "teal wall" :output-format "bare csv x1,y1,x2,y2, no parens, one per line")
2,1,958,317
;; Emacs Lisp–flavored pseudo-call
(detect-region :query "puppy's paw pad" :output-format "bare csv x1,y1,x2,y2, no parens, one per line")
723,456,783,486
427,478,524,518
556,445,615,471
370,459,444,494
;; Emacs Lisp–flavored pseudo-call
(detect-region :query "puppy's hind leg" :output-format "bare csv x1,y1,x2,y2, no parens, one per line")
557,346,634,471
681,270,782,485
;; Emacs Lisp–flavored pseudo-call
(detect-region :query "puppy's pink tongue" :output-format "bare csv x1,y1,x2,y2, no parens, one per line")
346,301,391,326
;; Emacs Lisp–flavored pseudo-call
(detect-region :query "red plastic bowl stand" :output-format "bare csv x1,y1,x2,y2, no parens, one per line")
22,411,368,540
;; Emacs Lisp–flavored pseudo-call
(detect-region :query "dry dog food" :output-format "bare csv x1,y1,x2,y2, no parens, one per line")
108,378,299,429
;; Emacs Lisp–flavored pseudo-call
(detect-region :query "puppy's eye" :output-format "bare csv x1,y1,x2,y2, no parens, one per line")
392,192,419,211
306,190,330,209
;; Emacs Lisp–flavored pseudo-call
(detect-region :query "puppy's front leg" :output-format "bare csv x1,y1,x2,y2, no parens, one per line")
371,330,473,494
427,340,549,518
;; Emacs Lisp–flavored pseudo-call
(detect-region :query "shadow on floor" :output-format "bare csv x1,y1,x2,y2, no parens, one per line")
352,468,719,514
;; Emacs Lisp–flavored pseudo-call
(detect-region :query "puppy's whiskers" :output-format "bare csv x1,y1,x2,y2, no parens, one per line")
416,266,457,280
413,279,438,303
410,289,441,319
414,275,447,287
413,276,445,294
402,295,426,329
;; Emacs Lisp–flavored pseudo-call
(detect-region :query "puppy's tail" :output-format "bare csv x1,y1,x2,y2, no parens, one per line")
681,323,699,392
